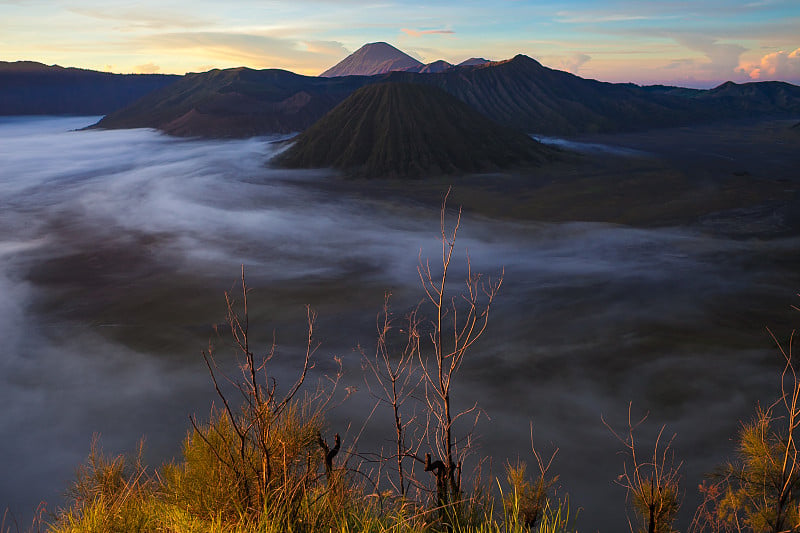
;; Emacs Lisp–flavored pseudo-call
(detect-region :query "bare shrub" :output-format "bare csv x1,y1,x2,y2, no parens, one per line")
179,266,349,523
361,292,424,498
605,404,682,533
504,439,560,530
702,329,800,533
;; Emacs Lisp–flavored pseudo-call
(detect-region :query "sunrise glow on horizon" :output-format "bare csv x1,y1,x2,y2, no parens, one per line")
2,0,799,88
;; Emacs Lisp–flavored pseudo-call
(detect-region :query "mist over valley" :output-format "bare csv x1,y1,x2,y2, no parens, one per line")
1,114,799,531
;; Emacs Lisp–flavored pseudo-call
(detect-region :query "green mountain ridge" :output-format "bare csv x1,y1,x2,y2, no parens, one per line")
274,82,558,178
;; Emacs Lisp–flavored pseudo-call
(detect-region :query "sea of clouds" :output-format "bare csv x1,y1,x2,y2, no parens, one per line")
0,116,795,530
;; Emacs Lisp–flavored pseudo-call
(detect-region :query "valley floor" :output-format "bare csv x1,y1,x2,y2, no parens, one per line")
328,117,800,233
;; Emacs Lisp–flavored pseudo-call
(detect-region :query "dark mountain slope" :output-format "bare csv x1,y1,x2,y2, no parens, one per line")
382,55,717,134
95,67,371,137
0,61,178,115
92,54,800,138
320,42,422,77
695,81,800,114
274,82,557,178
640,84,705,98
458,58,491,67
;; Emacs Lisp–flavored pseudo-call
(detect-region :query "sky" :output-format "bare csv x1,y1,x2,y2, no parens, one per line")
1,0,799,88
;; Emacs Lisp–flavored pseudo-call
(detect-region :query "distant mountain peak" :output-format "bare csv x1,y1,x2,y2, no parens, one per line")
713,81,738,90
508,54,542,66
320,42,423,77
418,60,453,74
457,58,491,67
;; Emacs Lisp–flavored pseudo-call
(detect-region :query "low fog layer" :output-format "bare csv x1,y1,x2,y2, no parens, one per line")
0,117,796,531
532,134,651,156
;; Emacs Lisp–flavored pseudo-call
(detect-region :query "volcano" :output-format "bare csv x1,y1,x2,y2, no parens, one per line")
320,42,423,77
274,82,558,178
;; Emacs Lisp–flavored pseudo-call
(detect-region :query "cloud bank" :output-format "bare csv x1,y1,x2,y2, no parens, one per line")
673,35,748,80
739,47,800,81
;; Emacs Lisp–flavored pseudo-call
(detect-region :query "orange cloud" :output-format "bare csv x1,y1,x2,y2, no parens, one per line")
739,48,800,80
401,28,455,38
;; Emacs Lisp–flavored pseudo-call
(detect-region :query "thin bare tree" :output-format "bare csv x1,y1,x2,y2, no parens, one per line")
416,189,504,510
362,293,424,497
